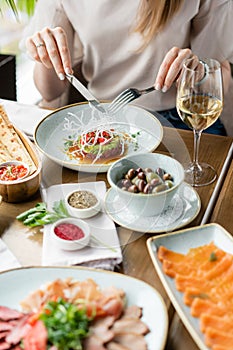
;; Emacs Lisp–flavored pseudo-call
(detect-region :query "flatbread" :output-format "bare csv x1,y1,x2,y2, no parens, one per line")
0,105,37,174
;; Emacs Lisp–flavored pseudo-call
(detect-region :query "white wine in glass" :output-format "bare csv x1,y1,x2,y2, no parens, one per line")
176,57,223,187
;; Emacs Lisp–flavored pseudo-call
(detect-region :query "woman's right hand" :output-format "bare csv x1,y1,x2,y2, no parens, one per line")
26,26,73,80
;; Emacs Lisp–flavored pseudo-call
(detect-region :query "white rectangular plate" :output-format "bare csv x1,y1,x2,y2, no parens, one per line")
41,181,122,269
147,223,233,350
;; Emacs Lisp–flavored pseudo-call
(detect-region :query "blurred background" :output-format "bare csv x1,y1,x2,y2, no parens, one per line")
0,0,40,104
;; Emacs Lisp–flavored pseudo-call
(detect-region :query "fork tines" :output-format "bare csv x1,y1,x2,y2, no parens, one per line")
108,89,136,113
108,86,155,114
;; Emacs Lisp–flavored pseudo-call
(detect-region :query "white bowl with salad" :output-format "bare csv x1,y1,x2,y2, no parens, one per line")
0,160,29,183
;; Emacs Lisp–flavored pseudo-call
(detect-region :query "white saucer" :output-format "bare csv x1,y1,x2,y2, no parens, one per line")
104,182,201,233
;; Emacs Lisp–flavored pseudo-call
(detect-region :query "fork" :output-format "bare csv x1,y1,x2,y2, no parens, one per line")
108,86,155,114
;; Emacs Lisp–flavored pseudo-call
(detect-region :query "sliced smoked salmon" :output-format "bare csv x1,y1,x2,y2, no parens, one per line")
205,327,233,348
200,313,233,334
158,242,233,350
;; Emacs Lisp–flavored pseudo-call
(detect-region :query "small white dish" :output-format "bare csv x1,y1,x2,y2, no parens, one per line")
65,189,101,219
0,160,30,183
104,182,201,233
51,217,90,251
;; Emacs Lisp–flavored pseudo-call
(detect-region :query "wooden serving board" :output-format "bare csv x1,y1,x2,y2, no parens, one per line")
0,105,42,202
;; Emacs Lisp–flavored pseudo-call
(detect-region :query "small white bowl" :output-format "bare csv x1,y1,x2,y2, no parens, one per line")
65,189,101,219
0,160,30,183
51,217,91,251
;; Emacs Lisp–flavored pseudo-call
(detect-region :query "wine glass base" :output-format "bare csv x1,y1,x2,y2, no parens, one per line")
184,162,217,187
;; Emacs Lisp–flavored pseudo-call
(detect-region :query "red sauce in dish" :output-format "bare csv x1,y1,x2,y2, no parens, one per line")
0,164,28,181
54,223,85,241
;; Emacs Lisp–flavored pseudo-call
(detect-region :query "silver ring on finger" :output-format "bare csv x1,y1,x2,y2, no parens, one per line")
36,42,45,48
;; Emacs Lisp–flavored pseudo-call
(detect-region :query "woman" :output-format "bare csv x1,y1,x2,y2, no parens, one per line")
22,0,233,135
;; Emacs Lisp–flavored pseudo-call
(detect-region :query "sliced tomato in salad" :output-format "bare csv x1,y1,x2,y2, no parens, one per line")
80,129,112,146
0,164,28,181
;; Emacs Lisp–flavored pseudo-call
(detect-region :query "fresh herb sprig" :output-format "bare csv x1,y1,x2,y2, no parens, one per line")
16,200,70,227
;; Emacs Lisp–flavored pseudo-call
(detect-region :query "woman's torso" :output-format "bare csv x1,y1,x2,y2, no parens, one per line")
23,0,233,111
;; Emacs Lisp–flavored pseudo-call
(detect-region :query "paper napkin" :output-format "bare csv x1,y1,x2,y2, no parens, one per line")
0,99,50,138
41,181,122,270
0,238,21,272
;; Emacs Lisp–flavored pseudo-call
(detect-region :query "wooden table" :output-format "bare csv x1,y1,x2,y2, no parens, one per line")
0,126,233,350
210,158,233,234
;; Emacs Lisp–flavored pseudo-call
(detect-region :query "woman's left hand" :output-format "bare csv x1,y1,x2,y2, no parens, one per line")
154,47,194,92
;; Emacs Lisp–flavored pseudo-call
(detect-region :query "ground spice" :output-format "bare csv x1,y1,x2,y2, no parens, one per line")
68,190,98,209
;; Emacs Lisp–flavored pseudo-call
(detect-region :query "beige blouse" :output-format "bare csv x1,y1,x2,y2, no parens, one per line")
21,0,233,111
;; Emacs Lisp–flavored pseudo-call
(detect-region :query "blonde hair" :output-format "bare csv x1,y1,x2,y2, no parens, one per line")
134,0,184,47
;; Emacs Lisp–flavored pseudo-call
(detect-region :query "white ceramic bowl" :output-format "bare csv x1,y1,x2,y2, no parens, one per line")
0,160,30,183
107,152,185,217
65,189,101,219
51,217,91,251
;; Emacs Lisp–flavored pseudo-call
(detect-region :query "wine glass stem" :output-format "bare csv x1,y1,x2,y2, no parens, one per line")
193,129,202,173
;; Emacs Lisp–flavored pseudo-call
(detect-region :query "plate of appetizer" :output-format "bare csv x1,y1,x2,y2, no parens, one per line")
34,102,163,173
0,266,168,350
147,223,233,350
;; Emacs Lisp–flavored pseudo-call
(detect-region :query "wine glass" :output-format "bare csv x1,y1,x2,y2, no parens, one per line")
176,57,223,187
